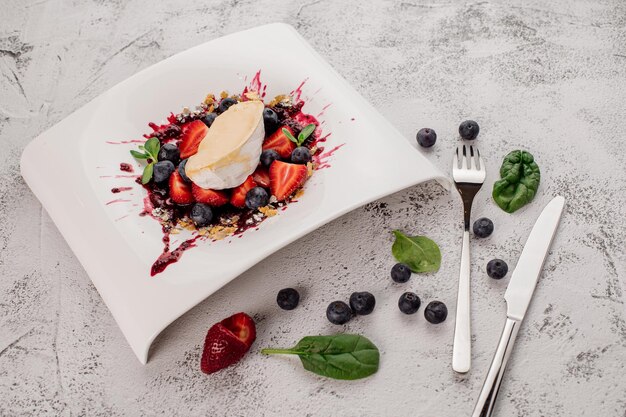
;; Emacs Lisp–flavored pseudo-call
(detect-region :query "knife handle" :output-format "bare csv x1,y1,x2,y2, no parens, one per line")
472,317,521,417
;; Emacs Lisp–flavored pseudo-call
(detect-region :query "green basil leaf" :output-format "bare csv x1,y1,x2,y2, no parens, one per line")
298,123,316,145
282,128,299,144
492,150,541,213
261,334,379,380
130,150,148,159
391,230,441,273
141,162,154,184
144,137,161,160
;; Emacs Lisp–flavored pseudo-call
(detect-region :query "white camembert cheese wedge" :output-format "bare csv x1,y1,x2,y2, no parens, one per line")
186,100,265,190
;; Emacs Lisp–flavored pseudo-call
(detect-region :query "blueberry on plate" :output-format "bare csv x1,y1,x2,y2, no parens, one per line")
157,143,180,165
245,187,269,210
277,288,300,310
326,301,352,325
349,292,376,315
153,160,176,184
201,112,217,127
190,203,213,228
424,301,448,324
260,149,280,167
459,120,479,140
391,263,411,283
416,128,437,148
291,146,311,164
263,108,279,133
487,259,508,279
398,292,421,314
218,97,238,113
473,217,494,238
177,159,191,183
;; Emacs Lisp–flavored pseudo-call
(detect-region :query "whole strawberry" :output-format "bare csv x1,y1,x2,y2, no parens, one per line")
200,312,256,374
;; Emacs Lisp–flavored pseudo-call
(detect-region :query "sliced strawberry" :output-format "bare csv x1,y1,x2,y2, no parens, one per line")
179,120,208,159
269,161,308,201
200,312,256,374
192,184,229,207
169,170,194,205
230,176,257,208
262,125,296,158
252,166,270,189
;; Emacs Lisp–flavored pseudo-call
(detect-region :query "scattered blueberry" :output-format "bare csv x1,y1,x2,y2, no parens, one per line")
152,160,175,184
486,259,508,279
218,97,238,113
398,292,421,314
326,301,353,325
424,301,448,324
190,203,213,228
459,120,480,140
291,146,311,164
349,292,376,315
260,149,280,167
416,128,437,148
276,288,300,310
201,112,217,127
263,108,279,133
245,187,269,210
178,159,191,183
473,217,494,238
391,263,412,283
157,143,180,165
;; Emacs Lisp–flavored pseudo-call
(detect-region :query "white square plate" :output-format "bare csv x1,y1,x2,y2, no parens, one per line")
20,23,449,364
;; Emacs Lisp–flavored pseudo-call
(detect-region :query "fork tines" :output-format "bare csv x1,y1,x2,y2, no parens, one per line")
452,144,486,183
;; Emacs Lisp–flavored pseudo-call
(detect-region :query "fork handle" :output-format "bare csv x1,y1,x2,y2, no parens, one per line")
452,229,471,373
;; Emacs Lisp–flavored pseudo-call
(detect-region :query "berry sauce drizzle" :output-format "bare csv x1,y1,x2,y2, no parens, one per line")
109,71,343,276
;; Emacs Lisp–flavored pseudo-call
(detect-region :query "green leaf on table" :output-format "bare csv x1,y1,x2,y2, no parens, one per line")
492,150,541,213
141,162,154,184
261,334,379,380
391,230,441,273
130,150,148,159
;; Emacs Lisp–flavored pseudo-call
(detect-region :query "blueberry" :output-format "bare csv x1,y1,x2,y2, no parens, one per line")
218,97,238,113
398,292,421,314
326,301,352,325
424,301,448,324
486,259,508,279
473,217,494,238
391,263,411,283
152,160,175,184
291,146,311,164
190,203,213,228
277,288,300,310
157,143,180,165
263,108,279,133
416,128,437,148
260,149,280,167
201,112,217,127
349,292,376,315
178,159,191,183
459,120,480,140
245,187,269,209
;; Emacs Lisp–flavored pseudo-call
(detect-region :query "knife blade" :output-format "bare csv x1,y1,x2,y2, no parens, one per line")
505,195,565,321
472,196,565,417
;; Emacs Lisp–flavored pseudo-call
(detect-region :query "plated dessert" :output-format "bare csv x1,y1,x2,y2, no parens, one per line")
115,74,339,276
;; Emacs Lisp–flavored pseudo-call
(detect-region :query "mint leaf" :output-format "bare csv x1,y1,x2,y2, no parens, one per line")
144,137,161,160
297,123,316,145
282,128,299,145
130,150,148,159
261,334,379,380
141,162,154,184
391,231,441,273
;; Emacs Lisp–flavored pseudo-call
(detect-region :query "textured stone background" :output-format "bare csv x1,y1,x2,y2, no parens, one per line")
2,0,626,416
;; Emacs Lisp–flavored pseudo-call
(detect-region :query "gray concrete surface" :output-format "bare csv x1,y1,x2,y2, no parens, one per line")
2,0,626,416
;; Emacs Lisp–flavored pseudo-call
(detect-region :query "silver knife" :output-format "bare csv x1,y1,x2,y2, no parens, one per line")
472,196,565,417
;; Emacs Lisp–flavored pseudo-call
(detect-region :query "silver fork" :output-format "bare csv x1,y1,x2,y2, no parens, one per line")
451,144,486,374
